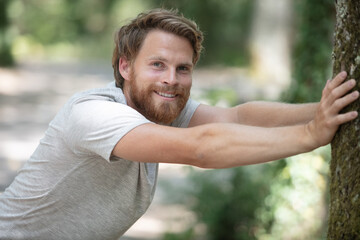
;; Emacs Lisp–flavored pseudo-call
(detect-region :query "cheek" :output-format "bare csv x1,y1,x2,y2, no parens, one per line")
133,73,156,90
181,76,192,89
141,71,162,87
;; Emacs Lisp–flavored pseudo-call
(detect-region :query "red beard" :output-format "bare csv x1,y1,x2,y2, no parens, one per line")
128,74,190,125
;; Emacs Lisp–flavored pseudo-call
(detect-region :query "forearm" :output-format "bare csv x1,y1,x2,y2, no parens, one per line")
192,122,315,169
235,101,319,127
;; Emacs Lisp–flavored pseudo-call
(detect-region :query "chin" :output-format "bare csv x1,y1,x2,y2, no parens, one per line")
149,103,184,125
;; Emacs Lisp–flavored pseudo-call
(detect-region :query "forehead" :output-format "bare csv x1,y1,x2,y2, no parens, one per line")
136,29,193,64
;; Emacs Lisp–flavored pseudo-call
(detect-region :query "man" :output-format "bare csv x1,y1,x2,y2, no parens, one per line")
0,8,358,239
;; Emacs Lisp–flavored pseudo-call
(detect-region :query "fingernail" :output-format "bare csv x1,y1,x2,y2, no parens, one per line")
341,71,347,78
348,79,356,86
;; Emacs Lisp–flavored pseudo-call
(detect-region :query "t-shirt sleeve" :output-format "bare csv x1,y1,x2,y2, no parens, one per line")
64,100,151,161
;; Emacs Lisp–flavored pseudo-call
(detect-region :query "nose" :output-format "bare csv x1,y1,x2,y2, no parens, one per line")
162,68,178,85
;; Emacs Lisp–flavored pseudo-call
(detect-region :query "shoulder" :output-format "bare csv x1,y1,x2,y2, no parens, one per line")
69,82,126,106
62,82,138,120
63,82,150,138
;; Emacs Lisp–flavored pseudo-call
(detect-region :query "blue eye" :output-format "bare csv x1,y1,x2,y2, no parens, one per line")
153,62,163,68
178,65,191,73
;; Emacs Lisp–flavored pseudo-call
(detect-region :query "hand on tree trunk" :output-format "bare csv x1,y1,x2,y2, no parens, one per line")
306,71,359,148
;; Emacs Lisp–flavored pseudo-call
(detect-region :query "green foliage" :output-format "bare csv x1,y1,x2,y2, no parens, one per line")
3,0,255,65
14,0,116,44
161,163,285,240
149,0,255,66
187,166,271,240
200,88,239,107
0,38,14,67
162,228,196,240
8,0,121,60
283,0,335,103
161,2,335,239
0,0,14,66
256,147,331,240
5,0,151,61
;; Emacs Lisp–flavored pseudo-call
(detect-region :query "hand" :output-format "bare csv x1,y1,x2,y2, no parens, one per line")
306,71,359,148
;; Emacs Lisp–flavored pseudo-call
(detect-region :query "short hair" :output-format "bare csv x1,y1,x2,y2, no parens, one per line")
112,8,204,89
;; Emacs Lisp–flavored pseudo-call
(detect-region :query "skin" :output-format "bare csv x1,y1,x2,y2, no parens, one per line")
113,29,359,169
120,30,193,125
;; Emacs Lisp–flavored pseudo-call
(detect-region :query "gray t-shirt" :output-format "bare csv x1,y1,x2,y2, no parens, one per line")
0,82,200,239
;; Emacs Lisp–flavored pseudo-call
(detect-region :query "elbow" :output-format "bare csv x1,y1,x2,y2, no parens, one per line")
184,140,208,169
187,125,218,169
191,152,227,169
191,150,211,169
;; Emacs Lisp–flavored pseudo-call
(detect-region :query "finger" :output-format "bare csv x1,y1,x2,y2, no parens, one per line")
325,79,331,87
322,79,332,97
328,71,348,90
331,90,359,113
333,111,358,125
328,79,357,103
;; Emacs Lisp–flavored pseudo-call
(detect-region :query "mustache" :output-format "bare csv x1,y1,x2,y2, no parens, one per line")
152,85,189,96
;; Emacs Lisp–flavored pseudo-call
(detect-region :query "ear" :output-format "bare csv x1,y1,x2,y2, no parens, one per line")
118,57,131,81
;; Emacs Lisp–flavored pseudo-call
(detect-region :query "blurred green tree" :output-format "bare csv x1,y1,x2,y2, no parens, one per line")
263,1,336,239
5,0,254,65
284,0,335,103
160,1,336,239
0,0,14,66
149,0,255,66
16,0,117,44
6,0,146,61
187,166,274,240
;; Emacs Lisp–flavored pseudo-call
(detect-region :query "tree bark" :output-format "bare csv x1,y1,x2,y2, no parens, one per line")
328,1,360,239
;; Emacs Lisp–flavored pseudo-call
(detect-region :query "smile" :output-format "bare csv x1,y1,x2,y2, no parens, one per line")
155,91,176,98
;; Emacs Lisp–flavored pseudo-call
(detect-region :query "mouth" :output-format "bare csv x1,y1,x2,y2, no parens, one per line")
155,91,177,99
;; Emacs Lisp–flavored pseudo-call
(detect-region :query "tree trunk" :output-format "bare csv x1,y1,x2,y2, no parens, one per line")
328,1,360,239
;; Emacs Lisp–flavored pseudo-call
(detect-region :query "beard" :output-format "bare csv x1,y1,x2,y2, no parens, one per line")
128,70,190,125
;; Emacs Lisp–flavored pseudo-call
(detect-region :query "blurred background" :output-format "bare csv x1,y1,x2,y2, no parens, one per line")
0,0,336,239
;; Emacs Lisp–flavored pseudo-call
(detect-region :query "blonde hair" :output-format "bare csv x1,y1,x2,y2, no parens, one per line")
112,8,204,88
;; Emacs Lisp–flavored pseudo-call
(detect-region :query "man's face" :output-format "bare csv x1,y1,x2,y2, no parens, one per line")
124,30,194,125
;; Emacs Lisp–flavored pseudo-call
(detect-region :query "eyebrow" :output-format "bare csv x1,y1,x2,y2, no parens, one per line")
148,56,167,62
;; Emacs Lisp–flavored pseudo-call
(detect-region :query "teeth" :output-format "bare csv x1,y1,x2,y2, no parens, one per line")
157,92,176,98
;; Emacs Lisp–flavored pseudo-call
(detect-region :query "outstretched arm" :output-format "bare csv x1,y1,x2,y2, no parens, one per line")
112,71,358,169
113,121,313,168
188,101,319,127
188,74,360,127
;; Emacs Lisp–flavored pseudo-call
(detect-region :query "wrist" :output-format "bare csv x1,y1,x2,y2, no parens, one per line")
303,121,321,151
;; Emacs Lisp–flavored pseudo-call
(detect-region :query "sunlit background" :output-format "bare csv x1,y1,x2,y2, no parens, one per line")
0,0,336,239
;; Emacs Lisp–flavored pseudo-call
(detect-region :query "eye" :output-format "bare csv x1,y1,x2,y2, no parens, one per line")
152,62,164,68
177,65,192,73
178,66,187,71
